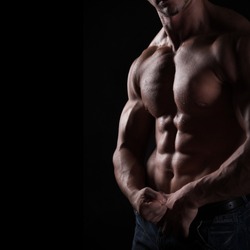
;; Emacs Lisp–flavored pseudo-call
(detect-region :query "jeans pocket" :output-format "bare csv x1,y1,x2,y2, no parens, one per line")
208,222,237,250
195,220,237,250
195,221,216,250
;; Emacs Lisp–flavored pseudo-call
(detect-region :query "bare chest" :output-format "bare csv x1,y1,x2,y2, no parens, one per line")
139,46,227,117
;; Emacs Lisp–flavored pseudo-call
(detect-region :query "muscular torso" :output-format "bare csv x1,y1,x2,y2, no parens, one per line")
138,36,246,193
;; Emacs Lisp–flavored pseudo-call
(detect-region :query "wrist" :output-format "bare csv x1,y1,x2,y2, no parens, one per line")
128,188,142,211
178,181,206,209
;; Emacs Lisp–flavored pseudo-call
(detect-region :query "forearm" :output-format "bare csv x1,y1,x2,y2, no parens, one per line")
185,140,250,208
113,147,146,206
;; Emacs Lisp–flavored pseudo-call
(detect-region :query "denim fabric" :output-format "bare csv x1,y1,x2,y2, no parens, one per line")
132,201,250,250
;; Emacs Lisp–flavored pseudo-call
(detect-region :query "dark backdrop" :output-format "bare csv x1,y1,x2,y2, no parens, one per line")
83,1,249,249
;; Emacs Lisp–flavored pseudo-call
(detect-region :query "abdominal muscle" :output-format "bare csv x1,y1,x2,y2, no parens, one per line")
146,113,246,194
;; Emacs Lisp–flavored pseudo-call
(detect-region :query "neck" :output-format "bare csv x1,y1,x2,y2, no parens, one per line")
158,0,210,50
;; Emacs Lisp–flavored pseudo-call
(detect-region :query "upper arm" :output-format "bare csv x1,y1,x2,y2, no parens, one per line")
216,32,250,132
234,34,250,133
116,58,155,158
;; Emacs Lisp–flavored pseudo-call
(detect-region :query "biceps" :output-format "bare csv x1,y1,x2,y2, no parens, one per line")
236,35,250,86
117,100,154,155
235,35,250,132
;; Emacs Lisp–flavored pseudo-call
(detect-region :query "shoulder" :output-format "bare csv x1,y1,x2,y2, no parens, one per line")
127,36,172,99
212,29,250,57
208,1,250,47
127,46,158,98
129,41,173,81
130,28,172,73
212,31,249,52
211,31,250,85
210,3,250,33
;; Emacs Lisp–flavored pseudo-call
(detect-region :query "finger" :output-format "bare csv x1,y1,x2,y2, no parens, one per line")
144,188,167,204
144,188,161,200
141,203,166,219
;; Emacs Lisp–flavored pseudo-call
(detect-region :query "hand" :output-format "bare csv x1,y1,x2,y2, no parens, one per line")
159,191,198,238
133,187,168,224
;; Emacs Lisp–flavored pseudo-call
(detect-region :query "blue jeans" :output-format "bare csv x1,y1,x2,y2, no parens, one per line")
132,201,250,250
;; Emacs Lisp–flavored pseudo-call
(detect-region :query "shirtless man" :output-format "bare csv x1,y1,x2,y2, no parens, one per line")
112,0,250,249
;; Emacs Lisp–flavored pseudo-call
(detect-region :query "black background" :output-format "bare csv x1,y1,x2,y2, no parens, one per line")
83,1,249,249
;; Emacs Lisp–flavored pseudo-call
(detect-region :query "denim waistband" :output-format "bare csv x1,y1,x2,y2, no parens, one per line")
198,194,250,218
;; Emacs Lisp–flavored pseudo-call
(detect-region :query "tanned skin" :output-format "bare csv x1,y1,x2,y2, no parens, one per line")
113,0,250,238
